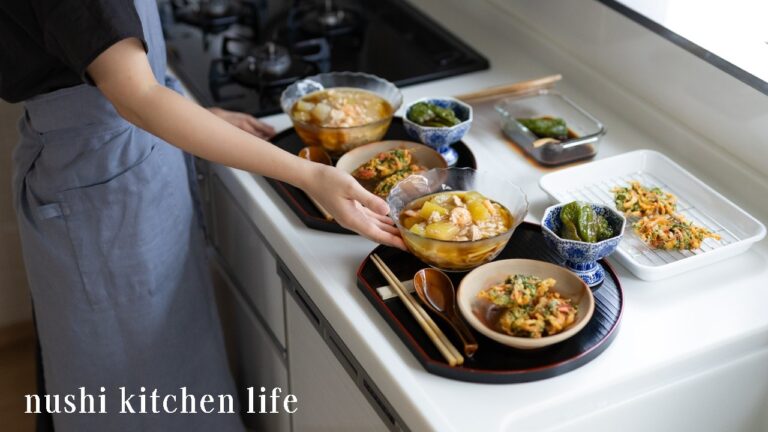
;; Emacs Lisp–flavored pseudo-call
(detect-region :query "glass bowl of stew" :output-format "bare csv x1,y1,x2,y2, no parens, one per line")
280,72,403,157
387,167,528,271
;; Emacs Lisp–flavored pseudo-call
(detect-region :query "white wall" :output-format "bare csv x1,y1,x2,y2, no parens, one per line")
0,101,32,326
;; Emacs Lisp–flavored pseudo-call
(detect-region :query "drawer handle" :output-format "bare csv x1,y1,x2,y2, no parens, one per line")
326,331,358,379
362,379,396,427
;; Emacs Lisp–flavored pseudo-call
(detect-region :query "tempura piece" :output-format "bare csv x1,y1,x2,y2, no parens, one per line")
352,148,413,181
633,214,720,250
613,181,677,218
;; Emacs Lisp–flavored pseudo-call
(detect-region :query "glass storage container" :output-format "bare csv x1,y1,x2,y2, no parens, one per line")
495,90,605,166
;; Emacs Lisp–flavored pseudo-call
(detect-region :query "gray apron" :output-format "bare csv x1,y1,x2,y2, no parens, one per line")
12,1,244,430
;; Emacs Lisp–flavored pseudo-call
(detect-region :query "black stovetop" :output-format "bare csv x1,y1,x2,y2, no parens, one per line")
159,0,489,117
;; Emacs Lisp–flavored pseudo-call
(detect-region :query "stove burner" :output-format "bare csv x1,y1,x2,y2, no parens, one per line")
202,0,230,17
209,37,331,102
173,0,239,29
298,0,361,37
172,0,265,48
246,42,292,77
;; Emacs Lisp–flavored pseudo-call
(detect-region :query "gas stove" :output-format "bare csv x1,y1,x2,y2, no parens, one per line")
160,0,489,117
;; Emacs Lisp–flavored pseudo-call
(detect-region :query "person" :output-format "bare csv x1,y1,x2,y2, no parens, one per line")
0,0,405,430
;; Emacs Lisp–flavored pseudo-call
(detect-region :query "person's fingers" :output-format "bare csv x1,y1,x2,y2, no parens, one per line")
245,116,276,138
372,217,400,236
335,205,404,250
347,181,390,215
237,119,258,135
354,222,407,250
363,206,394,225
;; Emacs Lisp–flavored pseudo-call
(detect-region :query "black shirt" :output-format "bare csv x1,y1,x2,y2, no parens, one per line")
0,0,147,103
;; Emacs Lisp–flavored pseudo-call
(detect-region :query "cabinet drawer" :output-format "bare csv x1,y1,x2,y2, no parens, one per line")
216,269,291,432
286,294,390,432
210,175,285,347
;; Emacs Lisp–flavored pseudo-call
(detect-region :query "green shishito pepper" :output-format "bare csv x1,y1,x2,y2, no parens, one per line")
407,102,461,127
516,117,568,140
559,201,614,243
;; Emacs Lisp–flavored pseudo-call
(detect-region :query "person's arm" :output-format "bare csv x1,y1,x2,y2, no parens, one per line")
88,38,404,249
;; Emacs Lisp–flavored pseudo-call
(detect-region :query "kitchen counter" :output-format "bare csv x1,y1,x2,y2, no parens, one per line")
198,0,768,430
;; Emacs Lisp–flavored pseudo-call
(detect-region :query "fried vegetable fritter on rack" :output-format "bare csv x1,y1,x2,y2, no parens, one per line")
613,181,677,218
633,213,721,250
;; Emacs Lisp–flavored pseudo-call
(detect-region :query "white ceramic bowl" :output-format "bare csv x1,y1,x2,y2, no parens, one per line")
457,259,594,349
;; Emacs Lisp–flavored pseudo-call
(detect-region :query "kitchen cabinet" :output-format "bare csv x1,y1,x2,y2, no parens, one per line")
214,267,291,432
208,173,291,431
209,174,286,348
204,169,401,431
285,293,390,432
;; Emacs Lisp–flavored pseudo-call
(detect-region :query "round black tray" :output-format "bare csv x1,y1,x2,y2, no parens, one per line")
265,117,477,234
356,222,623,383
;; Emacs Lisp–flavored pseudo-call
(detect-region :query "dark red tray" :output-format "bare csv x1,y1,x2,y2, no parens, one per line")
356,222,623,383
264,117,477,234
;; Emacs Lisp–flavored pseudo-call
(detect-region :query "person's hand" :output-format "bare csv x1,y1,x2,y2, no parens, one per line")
302,164,406,250
209,107,276,139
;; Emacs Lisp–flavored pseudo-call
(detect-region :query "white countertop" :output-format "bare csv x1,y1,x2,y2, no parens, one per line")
206,0,768,430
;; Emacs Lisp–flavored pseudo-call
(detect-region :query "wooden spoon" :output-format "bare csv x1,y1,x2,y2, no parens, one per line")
414,268,478,357
298,146,334,221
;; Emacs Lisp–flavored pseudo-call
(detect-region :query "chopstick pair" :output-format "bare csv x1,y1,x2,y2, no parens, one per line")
370,254,464,367
455,74,562,103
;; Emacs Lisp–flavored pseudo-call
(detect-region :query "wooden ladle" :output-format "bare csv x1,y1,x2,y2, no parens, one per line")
298,146,334,221
413,268,478,357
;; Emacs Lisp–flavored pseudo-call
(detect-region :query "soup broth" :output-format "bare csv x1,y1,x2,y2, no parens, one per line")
291,87,393,128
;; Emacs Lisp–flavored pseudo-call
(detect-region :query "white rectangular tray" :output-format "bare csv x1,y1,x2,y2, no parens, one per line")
539,149,766,281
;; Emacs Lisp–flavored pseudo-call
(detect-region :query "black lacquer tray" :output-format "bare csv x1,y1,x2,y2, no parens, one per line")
264,117,477,234
356,222,623,383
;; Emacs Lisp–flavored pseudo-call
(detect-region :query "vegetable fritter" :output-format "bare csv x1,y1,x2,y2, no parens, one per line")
478,274,577,338
613,181,677,218
633,214,720,250
352,148,413,181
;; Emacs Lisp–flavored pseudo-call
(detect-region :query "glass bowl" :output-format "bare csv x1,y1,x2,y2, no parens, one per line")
280,72,403,156
387,167,528,272
494,89,605,166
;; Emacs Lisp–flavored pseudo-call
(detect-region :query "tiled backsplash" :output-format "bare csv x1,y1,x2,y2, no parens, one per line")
0,101,32,327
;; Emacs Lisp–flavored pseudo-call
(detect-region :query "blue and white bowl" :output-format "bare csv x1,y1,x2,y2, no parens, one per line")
541,203,626,287
402,97,472,166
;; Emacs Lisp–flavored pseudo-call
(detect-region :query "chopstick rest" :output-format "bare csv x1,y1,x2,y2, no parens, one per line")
376,279,415,300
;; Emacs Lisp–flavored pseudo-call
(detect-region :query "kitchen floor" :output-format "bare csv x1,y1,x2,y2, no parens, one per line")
0,335,35,431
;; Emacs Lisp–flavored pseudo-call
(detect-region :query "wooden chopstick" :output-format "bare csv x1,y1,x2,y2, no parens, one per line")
371,254,464,366
371,255,461,366
308,196,334,221
455,74,562,103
